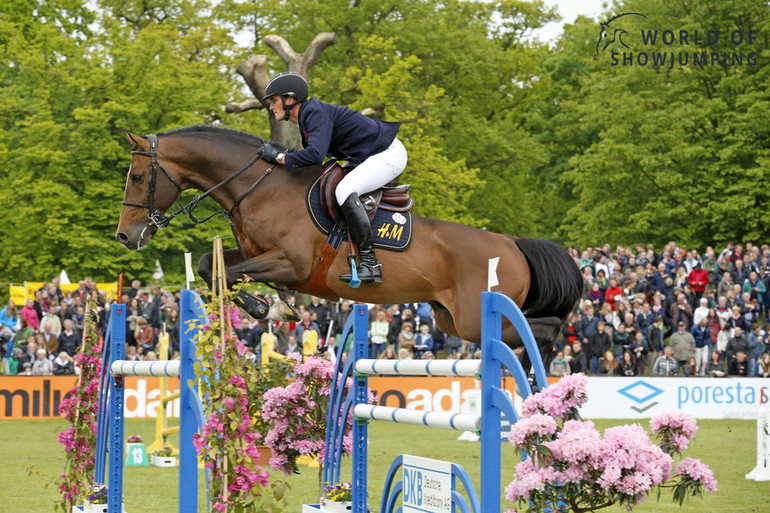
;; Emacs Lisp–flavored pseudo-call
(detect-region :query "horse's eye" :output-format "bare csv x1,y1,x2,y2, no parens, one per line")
131,174,144,184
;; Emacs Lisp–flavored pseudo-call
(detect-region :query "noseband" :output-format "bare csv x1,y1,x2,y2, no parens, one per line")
123,133,273,230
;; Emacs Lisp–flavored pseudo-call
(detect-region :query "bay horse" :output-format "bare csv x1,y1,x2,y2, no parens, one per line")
115,126,583,361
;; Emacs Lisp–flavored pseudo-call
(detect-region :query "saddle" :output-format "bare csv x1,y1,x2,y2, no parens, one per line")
319,161,413,229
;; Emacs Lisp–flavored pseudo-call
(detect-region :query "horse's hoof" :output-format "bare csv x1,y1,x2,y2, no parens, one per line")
265,301,300,322
233,290,269,319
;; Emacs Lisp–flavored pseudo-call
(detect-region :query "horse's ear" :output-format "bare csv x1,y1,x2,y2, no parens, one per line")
123,130,145,149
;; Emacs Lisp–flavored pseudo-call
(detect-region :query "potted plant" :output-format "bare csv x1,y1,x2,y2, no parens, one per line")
80,483,124,513
126,435,143,444
150,447,177,467
319,481,353,513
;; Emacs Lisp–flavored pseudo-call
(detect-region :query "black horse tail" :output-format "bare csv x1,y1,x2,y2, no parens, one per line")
513,237,584,322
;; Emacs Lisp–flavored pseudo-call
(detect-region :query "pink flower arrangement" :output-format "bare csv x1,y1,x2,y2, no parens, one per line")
57,298,103,510
261,354,375,488
193,284,284,511
506,373,717,513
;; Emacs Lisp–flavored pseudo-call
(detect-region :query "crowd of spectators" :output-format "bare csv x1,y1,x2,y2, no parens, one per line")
557,241,770,378
4,240,770,380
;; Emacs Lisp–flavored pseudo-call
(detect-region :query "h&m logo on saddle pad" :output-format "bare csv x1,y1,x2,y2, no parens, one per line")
306,174,413,252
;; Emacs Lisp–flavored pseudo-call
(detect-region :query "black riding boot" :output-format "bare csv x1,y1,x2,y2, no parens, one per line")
339,193,382,284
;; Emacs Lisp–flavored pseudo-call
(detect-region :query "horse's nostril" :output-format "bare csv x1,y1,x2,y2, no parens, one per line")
116,232,129,244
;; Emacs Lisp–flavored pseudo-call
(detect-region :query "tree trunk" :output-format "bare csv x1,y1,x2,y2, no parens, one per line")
226,33,336,148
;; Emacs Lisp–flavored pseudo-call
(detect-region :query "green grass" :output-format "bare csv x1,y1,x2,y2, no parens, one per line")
1,417,766,512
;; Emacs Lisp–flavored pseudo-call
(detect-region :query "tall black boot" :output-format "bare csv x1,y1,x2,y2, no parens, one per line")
338,193,382,284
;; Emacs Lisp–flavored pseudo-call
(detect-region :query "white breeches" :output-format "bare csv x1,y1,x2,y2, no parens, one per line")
335,137,408,205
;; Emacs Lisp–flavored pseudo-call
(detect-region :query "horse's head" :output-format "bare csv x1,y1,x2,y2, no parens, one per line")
116,131,183,250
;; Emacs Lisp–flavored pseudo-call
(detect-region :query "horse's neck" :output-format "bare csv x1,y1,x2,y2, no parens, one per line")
172,137,317,212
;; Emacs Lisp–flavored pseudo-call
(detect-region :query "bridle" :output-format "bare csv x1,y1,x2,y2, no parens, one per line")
122,133,274,230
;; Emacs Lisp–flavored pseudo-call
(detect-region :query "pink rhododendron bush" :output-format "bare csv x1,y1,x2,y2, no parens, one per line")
506,374,717,513
192,285,286,512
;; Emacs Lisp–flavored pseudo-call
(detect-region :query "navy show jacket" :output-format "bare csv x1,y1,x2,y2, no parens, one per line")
283,97,400,170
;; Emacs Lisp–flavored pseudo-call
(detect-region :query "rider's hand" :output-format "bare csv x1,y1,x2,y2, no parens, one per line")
262,142,282,164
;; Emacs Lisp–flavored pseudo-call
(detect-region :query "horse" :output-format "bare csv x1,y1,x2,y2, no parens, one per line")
115,126,583,362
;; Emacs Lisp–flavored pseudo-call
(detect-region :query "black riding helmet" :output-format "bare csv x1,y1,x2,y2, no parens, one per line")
261,72,309,120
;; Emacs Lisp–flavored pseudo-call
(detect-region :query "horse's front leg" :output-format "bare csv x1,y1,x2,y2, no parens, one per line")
223,248,305,286
197,249,245,289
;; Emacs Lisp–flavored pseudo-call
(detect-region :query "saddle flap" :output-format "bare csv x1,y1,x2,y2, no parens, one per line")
319,162,413,227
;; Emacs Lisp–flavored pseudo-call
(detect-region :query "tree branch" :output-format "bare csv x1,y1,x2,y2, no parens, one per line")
302,32,337,70
225,99,264,114
263,35,300,67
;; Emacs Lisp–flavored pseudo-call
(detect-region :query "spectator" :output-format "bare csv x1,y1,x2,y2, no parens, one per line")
444,334,462,358
397,347,412,360
619,351,637,376
294,310,322,345
7,347,22,375
717,272,735,300
757,353,770,378
612,323,630,363
306,296,330,335
19,339,39,375
420,308,445,354
571,340,588,374
379,348,397,360
413,323,434,359
0,300,18,335
333,300,352,338
688,262,709,300
549,350,570,377
369,309,389,359
72,305,86,334
653,346,678,376
58,319,80,357
579,304,599,344
725,305,747,336
630,331,648,375
20,299,39,331
398,321,416,357
646,317,665,373
40,305,62,338
682,357,698,377
670,321,696,375
605,278,622,311
36,331,57,359
705,349,727,377
747,323,764,375
588,320,611,374
284,335,300,355
728,351,750,376
32,348,53,376
692,298,710,326
725,326,749,365
598,350,618,375
691,318,711,376
134,317,154,349
669,293,693,330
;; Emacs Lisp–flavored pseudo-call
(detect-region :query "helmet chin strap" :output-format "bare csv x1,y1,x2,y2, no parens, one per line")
281,96,299,121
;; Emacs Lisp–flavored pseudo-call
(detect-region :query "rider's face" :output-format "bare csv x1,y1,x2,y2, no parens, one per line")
267,95,299,123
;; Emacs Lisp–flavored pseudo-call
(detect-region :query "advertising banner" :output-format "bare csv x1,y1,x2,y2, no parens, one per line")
580,377,770,419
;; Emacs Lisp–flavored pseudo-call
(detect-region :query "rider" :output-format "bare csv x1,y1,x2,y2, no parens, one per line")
260,72,408,285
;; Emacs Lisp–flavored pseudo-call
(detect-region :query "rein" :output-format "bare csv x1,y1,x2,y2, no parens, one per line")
123,133,275,229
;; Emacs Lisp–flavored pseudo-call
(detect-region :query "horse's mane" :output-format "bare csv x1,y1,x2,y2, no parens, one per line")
158,125,270,148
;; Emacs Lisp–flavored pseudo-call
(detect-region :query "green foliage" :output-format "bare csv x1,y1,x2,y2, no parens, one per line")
539,0,770,247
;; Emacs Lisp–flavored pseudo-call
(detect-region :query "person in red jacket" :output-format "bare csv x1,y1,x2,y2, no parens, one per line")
688,262,709,301
605,278,623,311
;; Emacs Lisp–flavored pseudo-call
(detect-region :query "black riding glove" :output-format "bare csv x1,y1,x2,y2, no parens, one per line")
262,142,282,164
